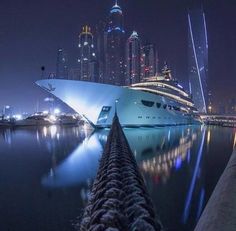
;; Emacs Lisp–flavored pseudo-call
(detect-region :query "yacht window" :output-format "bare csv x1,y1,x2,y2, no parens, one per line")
173,106,180,111
163,104,167,109
168,105,172,110
156,102,161,108
141,100,154,107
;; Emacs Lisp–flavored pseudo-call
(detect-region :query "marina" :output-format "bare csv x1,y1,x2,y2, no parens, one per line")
0,0,235,230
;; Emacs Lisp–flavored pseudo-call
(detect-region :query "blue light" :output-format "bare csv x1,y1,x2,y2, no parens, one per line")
175,157,182,170
107,27,125,33
110,8,122,14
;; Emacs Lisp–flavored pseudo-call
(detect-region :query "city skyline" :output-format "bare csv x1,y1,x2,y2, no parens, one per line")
0,0,235,114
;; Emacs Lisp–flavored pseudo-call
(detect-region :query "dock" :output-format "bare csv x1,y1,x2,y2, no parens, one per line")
194,149,236,231
77,114,162,230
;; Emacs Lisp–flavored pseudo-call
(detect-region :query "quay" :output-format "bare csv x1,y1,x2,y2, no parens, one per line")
77,114,162,231
194,149,236,231
200,114,236,127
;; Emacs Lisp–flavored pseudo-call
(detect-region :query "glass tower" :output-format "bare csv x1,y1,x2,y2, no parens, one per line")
126,31,141,85
188,7,208,113
140,44,157,81
104,1,125,86
56,48,68,79
78,25,97,82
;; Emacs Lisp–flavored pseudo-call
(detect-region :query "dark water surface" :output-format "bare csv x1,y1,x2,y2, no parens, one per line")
0,125,235,231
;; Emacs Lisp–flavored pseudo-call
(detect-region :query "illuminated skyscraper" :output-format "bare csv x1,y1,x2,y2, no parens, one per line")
140,44,158,81
56,48,68,79
104,1,125,86
126,31,141,85
78,25,97,82
188,7,208,113
96,20,106,83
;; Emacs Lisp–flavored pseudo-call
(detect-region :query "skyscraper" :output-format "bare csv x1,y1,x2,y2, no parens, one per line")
104,1,125,86
56,48,68,79
188,6,208,113
78,25,97,82
126,31,141,85
96,21,106,83
140,44,158,81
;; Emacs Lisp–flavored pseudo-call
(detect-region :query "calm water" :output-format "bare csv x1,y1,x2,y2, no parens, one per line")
0,125,235,231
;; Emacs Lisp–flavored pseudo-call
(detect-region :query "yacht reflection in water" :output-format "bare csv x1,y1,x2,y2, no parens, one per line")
41,125,206,229
42,125,198,188
41,133,103,188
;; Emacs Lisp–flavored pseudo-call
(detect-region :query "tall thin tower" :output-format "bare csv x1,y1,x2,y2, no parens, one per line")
188,6,208,113
78,25,97,82
56,48,68,79
126,31,141,85
104,0,125,86
140,44,157,81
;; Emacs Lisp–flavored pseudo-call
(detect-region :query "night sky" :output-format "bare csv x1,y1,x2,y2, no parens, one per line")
0,0,235,113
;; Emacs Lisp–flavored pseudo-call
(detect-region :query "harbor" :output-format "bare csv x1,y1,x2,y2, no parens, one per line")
0,0,235,230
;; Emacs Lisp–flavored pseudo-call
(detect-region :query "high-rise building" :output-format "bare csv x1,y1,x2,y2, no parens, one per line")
228,98,236,115
78,25,98,82
96,21,106,83
56,48,68,79
126,31,141,85
104,1,125,86
140,44,158,81
188,6,208,113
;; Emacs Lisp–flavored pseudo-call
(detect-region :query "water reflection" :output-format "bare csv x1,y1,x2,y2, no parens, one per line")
41,133,103,187
233,130,236,149
0,125,235,231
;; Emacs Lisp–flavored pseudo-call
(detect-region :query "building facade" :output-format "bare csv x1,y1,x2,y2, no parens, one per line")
140,44,158,81
96,21,106,83
56,48,68,79
78,25,98,82
188,7,208,113
104,1,125,86
126,31,141,85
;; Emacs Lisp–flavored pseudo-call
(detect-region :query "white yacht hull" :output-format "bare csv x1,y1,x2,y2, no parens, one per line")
36,79,198,127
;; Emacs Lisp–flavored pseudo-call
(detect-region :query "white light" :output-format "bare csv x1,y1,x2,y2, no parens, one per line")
5,105,10,109
43,110,49,115
13,114,22,120
92,53,95,56
50,125,57,138
44,97,54,102
84,42,88,46
49,115,57,122
54,108,60,114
